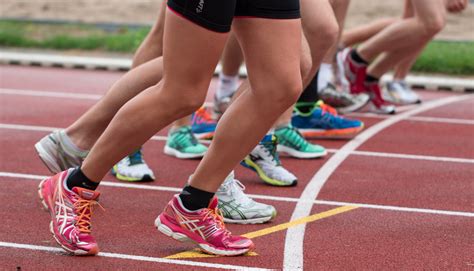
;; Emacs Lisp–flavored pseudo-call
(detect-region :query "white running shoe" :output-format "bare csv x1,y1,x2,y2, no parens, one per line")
35,130,88,173
241,135,298,186
217,171,277,224
385,80,421,105
111,149,155,182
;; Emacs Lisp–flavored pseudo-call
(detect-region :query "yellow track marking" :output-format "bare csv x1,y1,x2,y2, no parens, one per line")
164,205,358,259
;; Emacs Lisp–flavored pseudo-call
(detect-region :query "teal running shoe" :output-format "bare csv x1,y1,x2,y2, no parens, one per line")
275,124,327,159
164,126,208,159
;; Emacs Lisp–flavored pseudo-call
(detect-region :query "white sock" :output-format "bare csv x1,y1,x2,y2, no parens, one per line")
216,72,239,100
317,63,334,92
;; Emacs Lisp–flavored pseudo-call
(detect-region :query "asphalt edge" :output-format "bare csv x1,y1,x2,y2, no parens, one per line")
1,51,473,93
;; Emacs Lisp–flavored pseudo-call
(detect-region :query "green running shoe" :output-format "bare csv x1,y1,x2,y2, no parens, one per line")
164,126,208,159
275,124,327,159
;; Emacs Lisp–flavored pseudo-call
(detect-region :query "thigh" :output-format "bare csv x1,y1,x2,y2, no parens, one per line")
160,3,231,96
232,17,301,95
411,0,445,23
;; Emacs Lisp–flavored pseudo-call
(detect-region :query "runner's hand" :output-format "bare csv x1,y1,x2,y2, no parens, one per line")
446,0,468,13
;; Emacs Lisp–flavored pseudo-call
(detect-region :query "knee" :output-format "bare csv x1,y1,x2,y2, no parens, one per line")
308,18,339,53
264,78,303,109
419,14,445,37
159,83,207,117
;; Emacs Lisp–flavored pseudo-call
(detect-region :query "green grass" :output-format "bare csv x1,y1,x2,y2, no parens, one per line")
0,20,473,75
0,21,149,52
413,41,474,75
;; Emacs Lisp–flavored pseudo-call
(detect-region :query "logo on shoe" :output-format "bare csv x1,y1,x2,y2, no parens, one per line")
196,0,204,13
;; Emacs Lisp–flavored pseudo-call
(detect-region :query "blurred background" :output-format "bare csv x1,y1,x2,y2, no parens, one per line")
0,0,473,75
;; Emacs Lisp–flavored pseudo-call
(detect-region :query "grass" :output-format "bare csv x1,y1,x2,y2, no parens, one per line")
1,20,473,75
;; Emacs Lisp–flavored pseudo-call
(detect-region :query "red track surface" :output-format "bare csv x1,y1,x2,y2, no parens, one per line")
0,65,473,270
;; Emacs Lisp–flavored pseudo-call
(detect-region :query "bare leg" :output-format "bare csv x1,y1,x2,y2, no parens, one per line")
340,18,397,48
366,0,446,78
81,10,228,182
358,0,445,62
189,18,302,192
221,33,244,76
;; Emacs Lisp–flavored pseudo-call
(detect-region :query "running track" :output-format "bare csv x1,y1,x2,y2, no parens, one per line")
0,65,473,270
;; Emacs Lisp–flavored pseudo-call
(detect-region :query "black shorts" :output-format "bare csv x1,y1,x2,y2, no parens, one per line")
167,0,300,33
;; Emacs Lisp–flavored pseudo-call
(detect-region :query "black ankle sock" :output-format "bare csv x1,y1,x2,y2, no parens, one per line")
365,74,379,83
296,71,319,114
66,167,99,191
179,185,215,211
350,49,368,65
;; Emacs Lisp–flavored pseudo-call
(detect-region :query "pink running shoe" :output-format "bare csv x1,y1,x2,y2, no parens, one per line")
342,48,368,94
155,195,254,256
38,169,101,255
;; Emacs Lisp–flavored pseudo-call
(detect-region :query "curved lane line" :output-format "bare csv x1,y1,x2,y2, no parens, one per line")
283,94,474,270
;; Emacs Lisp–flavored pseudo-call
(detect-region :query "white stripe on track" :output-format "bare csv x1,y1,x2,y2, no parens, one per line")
0,88,102,100
1,123,473,164
1,171,473,218
283,94,474,270
348,112,474,125
0,241,269,270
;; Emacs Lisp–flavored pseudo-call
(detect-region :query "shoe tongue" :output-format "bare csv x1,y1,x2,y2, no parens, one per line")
73,187,100,200
208,196,218,209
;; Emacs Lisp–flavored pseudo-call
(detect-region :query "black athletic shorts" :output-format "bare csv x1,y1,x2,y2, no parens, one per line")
167,0,300,33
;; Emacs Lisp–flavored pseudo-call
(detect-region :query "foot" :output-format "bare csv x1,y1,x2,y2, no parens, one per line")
111,148,155,182
241,135,298,186
292,101,365,138
191,107,217,140
341,48,368,94
385,80,421,105
164,126,208,159
35,130,87,173
217,171,276,224
38,169,100,255
213,93,234,118
319,83,370,114
365,81,396,115
274,124,327,159
155,195,254,256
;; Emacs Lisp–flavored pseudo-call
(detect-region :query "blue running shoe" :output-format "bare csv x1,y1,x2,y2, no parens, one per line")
191,107,217,140
292,101,364,139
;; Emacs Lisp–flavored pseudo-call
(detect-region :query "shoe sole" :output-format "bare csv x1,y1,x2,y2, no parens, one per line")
223,209,277,224
38,179,50,211
155,215,252,256
241,159,297,187
277,145,327,159
337,95,371,114
163,146,205,159
193,132,214,140
298,125,365,139
35,139,62,174
111,166,155,182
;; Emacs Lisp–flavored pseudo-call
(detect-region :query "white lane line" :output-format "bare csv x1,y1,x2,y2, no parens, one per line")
348,112,474,125
2,87,473,126
325,149,474,164
2,122,473,164
0,241,269,270
0,88,102,100
1,171,473,218
0,123,168,141
283,94,474,270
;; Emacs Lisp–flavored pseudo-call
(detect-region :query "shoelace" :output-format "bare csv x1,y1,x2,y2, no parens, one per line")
128,149,144,165
285,126,308,150
317,101,338,116
177,127,199,146
260,137,281,166
202,207,229,236
193,107,215,124
74,197,103,234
